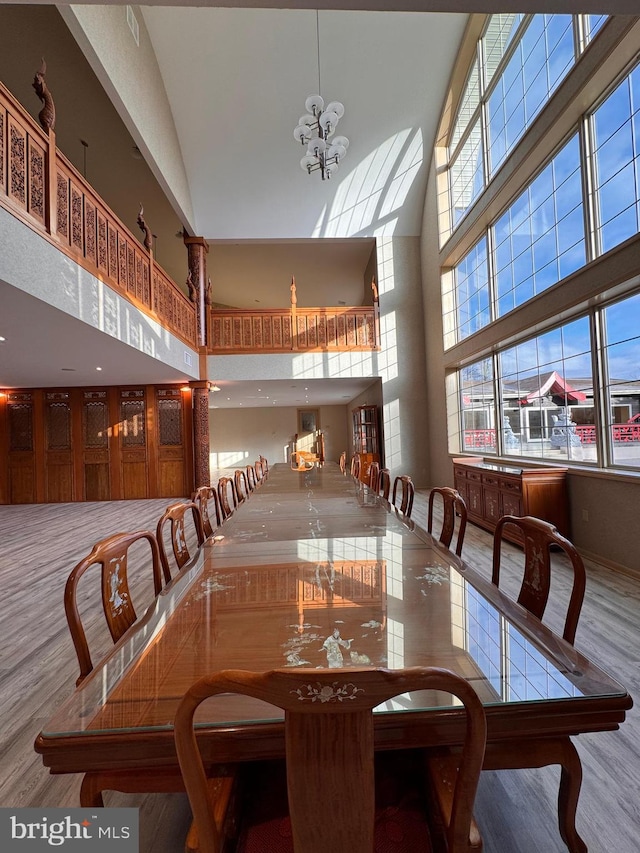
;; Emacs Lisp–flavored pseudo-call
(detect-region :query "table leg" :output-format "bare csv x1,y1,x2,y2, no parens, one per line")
483,736,587,853
557,739,587,853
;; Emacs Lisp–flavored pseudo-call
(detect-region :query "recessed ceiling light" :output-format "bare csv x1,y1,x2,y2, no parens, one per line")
96,366,102,371
0,336,5,342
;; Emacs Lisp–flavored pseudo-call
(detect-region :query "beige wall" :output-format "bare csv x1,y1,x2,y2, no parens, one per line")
376,236,430,487
209,404,349,471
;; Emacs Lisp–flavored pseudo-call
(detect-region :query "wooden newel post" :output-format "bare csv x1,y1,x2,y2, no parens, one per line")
192,382,211,488
184,236,210,349
290,276,298,351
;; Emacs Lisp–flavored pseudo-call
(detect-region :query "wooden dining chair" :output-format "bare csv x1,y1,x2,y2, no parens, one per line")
368,460,380,491
378,467,391,500
392,474,415,517
218,476,237,519
64,530,163,686
191,486,223,538
492,515,587,645
234,469,249,505
175,667,486,853
350,452,361,480
428,487,468,557
259,455,269,477
254,460,264,484
156,501,205,583
245,464,257,492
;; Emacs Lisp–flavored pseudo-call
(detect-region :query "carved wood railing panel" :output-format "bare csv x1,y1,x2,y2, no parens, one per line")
209,305,378,354
0,81,197,349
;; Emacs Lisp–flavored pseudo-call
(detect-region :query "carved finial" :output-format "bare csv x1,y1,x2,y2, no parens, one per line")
290,276,297,305
186,270,196,302
136,204,153,251
32,57,56,133
371,278,379,303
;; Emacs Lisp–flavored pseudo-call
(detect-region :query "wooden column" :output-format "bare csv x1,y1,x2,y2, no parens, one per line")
192,382,211,489
184,236,210,349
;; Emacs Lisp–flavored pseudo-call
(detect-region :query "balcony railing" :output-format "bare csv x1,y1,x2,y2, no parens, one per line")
0,81,196,348
209,280,380,354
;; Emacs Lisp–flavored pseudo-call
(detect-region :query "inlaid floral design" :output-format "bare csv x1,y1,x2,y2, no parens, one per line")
291,681,364,703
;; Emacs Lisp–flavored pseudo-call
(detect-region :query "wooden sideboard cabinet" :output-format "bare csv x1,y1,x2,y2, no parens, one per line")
452,457,569,543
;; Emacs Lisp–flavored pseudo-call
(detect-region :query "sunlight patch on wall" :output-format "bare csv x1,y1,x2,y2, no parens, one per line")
378,310,398,383
292,349,378,379
383,397,402,470
211,450,248,468
319,129,423,238
376,236,396,296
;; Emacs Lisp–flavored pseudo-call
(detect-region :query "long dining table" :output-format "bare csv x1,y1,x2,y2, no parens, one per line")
35,462,631,852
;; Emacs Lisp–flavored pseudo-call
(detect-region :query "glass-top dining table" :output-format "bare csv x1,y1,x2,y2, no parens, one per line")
35,463,631,852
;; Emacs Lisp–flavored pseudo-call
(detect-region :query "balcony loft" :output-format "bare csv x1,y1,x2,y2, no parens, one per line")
0,78,379,365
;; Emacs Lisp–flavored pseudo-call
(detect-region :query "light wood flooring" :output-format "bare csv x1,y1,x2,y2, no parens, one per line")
0,486,638,852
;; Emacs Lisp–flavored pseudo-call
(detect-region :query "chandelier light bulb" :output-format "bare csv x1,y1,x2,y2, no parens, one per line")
332,135,349,150
305,94,324,115
294,125,312,144
307,137,326,156
319,110,339,133
326,101,345,119
301,154,319,172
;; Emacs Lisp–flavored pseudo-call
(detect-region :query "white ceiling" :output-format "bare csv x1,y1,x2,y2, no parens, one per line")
0,3,468,407
141,7,467,240
209,377,379,408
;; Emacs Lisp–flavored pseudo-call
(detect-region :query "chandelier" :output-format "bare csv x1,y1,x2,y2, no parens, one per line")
293,12,349,180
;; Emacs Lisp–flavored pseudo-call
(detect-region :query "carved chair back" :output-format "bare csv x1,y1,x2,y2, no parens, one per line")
378,468,391,500
64,530,163,685
234,469,249,505
428,487,468,557
254,460,264,484
191,486,222,538
350,453,361,480
156,501,205,582
392,475,415,517
259,455,269,476
175,667,486,853
245,465,257,492
218,477,237,519
368,461,380,492
492,515,586,644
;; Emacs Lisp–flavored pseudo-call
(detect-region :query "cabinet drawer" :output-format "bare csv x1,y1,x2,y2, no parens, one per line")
453,467,468,479
466,469,482,482
499,477,522,494
481,473,500,486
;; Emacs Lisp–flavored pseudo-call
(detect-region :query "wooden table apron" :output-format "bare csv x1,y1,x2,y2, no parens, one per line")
35,464,631,853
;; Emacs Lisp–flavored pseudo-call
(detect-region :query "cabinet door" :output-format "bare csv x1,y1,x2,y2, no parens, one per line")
483,487,502,523
500,477,523,517
467,481,483,517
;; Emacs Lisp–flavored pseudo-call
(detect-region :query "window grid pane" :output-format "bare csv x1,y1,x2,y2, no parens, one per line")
450,119,484,225
460,358,497,454
451,61,480,151
492,134,585,319
487,15,575,177
454,238,490,342
493,317,594,463
593,66,640,254
603,293,640,468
